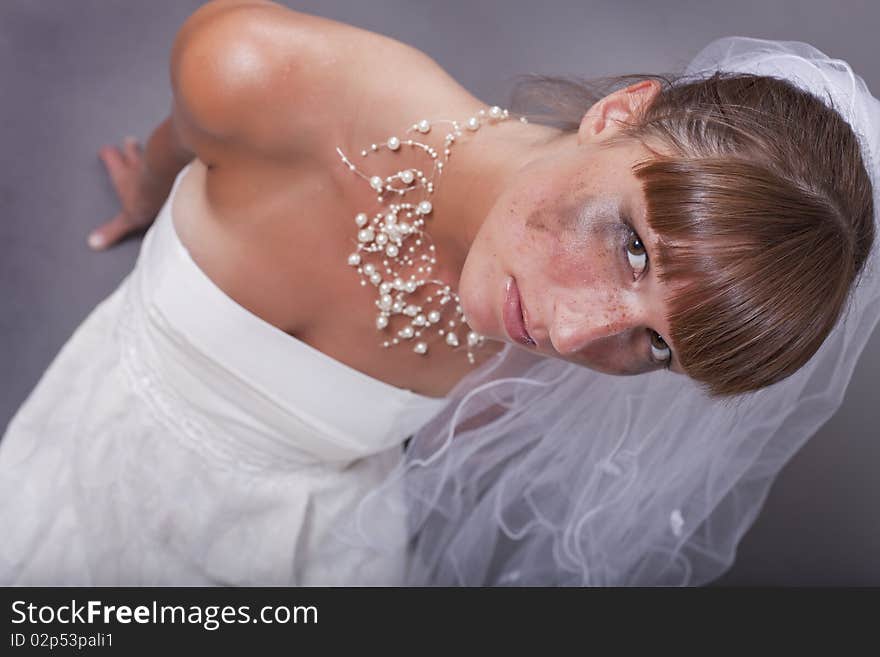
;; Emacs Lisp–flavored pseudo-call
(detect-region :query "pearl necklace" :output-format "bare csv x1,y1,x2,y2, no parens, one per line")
336,105,526,365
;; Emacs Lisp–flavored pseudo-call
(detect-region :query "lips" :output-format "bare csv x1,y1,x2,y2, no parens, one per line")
503,276,536,347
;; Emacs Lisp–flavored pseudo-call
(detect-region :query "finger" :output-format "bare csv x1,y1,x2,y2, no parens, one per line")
98,145,128,192
87,212,133,251
122,136,142,165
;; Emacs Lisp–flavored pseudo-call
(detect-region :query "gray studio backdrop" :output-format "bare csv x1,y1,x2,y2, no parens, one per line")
1,0,877,585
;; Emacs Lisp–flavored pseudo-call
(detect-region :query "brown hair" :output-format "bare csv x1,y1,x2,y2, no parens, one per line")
508,71,875,399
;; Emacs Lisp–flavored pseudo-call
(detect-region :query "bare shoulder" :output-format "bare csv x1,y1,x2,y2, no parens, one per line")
169,0,451,165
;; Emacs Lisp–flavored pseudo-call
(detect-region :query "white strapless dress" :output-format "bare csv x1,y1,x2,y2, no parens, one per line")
0,162,448,585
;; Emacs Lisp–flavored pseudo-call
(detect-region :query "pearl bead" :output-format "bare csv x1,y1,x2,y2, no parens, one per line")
338,106,511,362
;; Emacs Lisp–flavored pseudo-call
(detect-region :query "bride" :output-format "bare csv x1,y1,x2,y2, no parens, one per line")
1,0,878,585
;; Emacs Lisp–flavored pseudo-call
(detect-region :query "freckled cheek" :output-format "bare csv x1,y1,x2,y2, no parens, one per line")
543,235,618,289
503,212,549,272
502,197,618,292
513,205,572,270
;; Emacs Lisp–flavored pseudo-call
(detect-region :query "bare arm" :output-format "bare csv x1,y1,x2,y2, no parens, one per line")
89,0,269,249
90,0,444,248
142,115,196,196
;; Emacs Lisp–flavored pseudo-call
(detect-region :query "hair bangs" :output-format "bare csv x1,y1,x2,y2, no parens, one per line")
633,156,855,398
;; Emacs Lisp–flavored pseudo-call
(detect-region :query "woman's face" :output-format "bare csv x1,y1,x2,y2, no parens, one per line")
459,115,688,377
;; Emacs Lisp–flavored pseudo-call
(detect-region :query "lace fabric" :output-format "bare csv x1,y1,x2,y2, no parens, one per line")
0,160,433,585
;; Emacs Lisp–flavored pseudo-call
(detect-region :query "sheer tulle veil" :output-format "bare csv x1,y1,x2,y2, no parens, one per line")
333,37,880,585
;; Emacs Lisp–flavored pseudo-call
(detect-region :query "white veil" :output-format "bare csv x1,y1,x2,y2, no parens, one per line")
334,37,880,585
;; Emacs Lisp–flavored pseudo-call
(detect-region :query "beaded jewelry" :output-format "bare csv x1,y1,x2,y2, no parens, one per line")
336,105,527,364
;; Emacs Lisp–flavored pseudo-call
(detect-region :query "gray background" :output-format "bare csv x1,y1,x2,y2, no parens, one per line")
1,0,877,585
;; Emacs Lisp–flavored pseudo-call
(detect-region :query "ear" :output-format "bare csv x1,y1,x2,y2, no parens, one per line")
577,79,661,144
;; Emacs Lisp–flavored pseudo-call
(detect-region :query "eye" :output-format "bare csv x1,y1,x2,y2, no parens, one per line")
625,229,647,279
649,329,672,368
623,223,674,369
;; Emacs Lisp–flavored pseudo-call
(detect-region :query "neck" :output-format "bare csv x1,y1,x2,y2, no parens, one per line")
427,116,568,287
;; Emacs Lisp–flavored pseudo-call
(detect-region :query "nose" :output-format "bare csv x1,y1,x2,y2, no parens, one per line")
547,291,641,356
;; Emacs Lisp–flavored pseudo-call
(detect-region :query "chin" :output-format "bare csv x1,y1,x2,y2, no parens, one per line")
459,288,489,336
458,266,498,338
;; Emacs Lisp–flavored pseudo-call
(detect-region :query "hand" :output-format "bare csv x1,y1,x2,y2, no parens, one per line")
88,136,166,250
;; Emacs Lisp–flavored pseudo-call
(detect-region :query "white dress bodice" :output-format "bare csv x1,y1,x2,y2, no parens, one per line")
0,162,449,585
127,161,448,467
